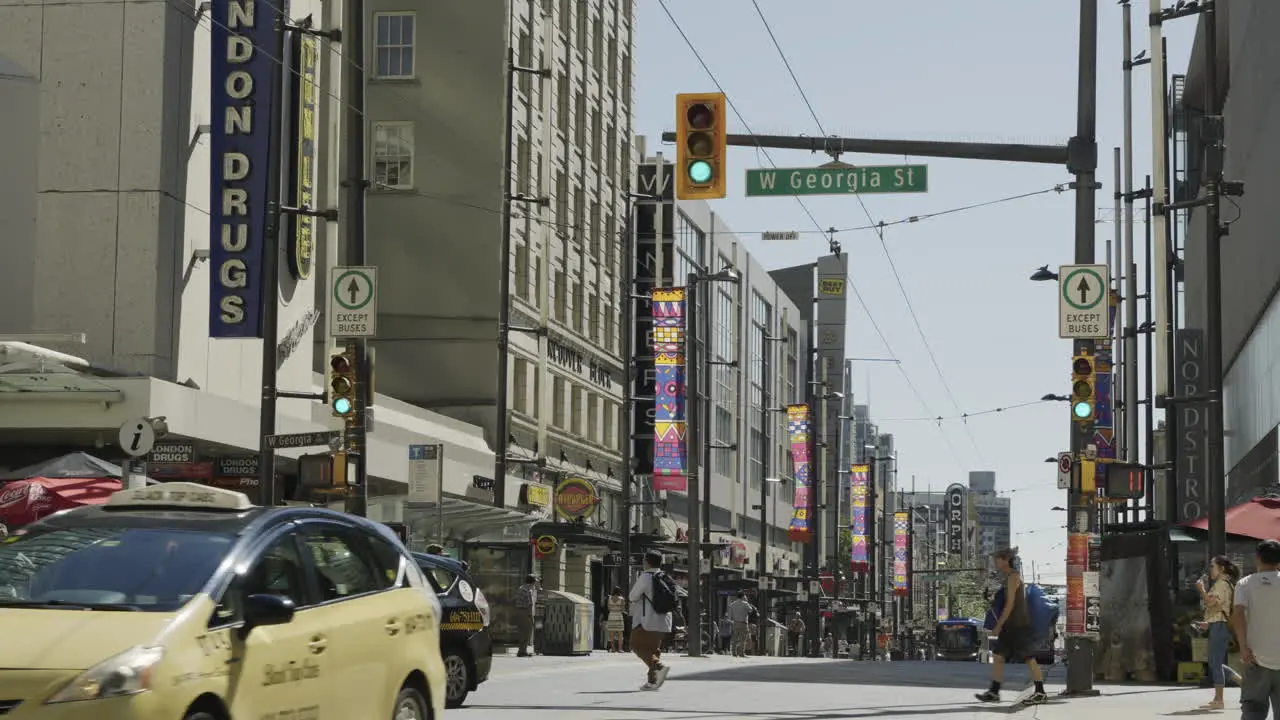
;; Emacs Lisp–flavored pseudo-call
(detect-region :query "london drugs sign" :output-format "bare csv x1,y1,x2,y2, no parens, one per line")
209,0,282,338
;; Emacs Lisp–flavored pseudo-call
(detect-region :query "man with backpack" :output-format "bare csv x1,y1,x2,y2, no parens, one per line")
629,550,676,690
977,547,1048,705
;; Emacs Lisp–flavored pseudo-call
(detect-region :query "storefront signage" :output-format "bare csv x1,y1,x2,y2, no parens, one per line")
150,441,195,464
520,483,550,508
547,337,615,390
287,34,318,280
215,454,259,477
209,0,282,338
945,483,966,556
553,477,599,520
1175,329,1206,522
534,535,558,555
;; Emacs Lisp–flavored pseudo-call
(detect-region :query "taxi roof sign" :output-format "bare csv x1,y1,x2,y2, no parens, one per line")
106,482,254,511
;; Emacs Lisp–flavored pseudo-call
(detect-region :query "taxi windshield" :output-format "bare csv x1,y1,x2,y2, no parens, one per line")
0,526,235,611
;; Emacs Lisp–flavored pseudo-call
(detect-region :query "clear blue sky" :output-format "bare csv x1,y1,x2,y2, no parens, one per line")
633,0,1194,582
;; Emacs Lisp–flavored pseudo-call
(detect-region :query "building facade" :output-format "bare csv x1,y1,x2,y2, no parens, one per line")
968,471,1011,558
1177,2,1280,510
631,146,806,591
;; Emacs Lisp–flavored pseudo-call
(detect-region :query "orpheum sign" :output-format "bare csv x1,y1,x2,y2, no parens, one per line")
945,483,967,557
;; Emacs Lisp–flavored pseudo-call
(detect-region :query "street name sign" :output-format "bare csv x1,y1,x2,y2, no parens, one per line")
745,164,928,198
1058,264,1109,339
330,266,378,338
266,430,341,450
761,231,800,241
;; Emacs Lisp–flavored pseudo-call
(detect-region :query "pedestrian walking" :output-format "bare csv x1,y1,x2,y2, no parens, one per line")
1233,539,1280,720
606,586,627,652
787,612,806,657
726,591,755,657
1192,555,1242,710
513,574,539,657
975,547,1047,705
629,550,675,690
717,615,733,654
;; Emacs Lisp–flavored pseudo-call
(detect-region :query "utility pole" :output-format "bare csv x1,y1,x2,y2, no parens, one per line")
339,0,369,516
492,50,550,510
1064,0,1100,697
685,273,705,658
256,8,289,506
1201,0,1226,558
1121,1,1140,475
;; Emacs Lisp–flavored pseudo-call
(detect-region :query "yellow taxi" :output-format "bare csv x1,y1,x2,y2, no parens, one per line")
0,483,447,719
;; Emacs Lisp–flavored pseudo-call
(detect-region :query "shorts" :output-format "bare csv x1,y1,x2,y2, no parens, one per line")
993,627,1033,661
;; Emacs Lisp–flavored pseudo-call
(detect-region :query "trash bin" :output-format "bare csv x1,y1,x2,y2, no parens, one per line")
537,589,595,656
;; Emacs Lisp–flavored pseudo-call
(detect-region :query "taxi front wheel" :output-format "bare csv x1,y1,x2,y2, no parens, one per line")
443,652,471,708
393,686,429,720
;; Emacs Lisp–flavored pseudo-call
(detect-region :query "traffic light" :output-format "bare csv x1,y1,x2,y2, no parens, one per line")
675,92,727,200
329,347,357,418
1104,462,1146,499
1070,353,1096,423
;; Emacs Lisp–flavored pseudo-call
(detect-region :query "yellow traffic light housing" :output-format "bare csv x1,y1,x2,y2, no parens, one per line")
1071,353,1095,423
329,347,357,418
675,92,727,200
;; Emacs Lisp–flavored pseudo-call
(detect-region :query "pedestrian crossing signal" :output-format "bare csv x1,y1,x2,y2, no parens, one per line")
1104,462,1145,499
675,92,727,200
1070,353,1095,424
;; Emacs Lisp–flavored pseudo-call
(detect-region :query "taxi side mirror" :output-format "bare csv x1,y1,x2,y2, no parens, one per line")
243,593,297,632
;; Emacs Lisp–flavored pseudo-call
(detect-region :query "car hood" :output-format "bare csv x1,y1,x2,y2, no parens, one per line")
0,608,174,670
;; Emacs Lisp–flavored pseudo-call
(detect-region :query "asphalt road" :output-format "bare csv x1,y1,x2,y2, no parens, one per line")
459,654,1211,719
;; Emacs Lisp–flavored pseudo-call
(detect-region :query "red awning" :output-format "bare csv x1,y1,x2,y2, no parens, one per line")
0,477,121,528
1181,496,1280,542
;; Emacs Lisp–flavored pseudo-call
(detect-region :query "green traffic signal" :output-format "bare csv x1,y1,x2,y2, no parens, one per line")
688,160,713,183
333,397,354,415
1073,400,1093,419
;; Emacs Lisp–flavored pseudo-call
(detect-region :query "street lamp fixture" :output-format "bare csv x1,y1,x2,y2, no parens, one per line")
1030,265,1059,282
1042,393,1070,402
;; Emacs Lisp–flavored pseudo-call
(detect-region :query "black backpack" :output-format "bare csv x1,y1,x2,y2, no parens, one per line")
648,570,679,615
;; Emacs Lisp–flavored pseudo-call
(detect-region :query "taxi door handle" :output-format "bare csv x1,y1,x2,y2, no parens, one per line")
308,635,328,654
385,618,403,636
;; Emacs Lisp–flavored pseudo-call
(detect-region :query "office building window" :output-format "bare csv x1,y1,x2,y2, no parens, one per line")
588,292,600,342
512,357,529,414
554,171,567,229
576,1,588,54
372,122,413,190
575,92,587,146
785,327,799,403
552,376,566,428
603,401,616,449
514,243,530,300
553,269,567,321
373,13,415,79
573,185,586,243
674,211,705,280
571,385,584,435
606,125,618,178
515,135,531,195
591,110,602,167
604,305,616,352
572,279,584,332
588,199,601,256
557,72,570,134
587,393,600,443
516,30,532,94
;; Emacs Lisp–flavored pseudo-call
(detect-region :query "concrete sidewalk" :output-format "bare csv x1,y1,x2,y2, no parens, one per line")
1028,684,1234,718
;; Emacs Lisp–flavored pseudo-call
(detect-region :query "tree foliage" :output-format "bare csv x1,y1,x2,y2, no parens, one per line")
941,555,988,620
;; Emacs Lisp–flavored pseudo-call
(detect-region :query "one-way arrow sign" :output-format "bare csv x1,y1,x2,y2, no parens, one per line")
330,266,378,338
1058,264,1109,339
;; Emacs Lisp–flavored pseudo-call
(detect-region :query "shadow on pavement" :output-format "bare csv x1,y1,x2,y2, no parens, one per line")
667,660,1014,688
464,702,1027,718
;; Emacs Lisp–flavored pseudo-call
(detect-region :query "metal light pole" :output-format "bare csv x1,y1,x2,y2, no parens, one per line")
1200,0,1227,559
684,273,704,657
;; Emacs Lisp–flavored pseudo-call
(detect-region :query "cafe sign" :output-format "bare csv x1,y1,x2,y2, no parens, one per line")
554,477,600,520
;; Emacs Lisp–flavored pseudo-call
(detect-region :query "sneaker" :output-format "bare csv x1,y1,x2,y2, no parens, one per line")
1026,692,1048,705
974,690,1000,703
654,665,671,687
640,682,658,691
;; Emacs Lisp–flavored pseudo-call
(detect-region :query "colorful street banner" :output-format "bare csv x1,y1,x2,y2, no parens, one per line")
849,464,870,572
1065,532,1088,635
786,404,812,543
893,511,910,597
651,288,688,493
